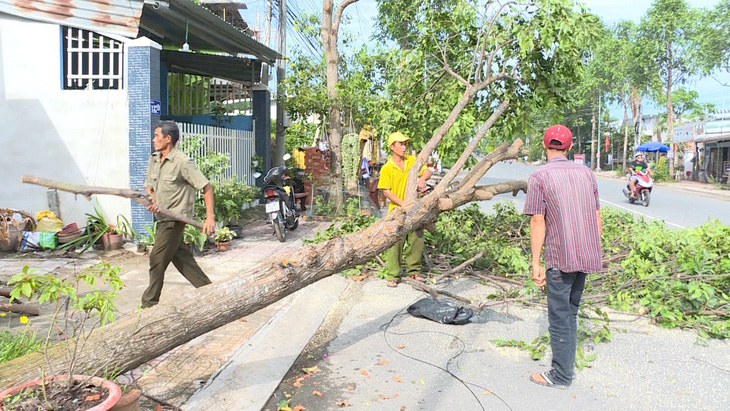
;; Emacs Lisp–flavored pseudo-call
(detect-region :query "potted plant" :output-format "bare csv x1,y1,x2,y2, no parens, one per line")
184,225,207,256
136,222,156,253
1,262,126,410
214,226,236,251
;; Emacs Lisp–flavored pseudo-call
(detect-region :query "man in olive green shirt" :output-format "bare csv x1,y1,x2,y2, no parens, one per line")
141,121,216,308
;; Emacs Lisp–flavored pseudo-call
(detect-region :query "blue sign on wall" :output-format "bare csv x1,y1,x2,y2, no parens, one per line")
151,100,161,116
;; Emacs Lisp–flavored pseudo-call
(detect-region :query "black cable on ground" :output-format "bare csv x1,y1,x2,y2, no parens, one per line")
380,300,513,411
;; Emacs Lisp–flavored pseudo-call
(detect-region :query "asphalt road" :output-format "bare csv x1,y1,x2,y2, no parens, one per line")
475,161,730,228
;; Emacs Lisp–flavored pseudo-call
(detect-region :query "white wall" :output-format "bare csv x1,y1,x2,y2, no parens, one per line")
0,14,131,228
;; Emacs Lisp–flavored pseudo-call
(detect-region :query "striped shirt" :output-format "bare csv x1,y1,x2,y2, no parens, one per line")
523,156,602,273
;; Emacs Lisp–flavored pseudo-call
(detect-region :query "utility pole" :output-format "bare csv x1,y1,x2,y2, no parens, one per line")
591,112,596,170
596,96,601,171
261,0,272,84
274,0,287,166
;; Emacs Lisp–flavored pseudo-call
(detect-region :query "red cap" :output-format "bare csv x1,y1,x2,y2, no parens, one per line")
543,125,572,150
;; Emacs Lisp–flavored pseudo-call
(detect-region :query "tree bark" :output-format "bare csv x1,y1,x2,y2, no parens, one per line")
666,41,675,177
630,86,642,149
0,139,526,387
591,110,597,170
322,0,359,211
0,302,39,316
622,92,630,173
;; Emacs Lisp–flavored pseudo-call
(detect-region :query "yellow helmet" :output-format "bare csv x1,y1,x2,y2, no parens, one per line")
387,131,410,147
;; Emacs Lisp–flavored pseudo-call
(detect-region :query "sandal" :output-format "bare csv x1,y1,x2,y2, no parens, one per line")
386,280,399,288
409,274,425,281
529,371,568,390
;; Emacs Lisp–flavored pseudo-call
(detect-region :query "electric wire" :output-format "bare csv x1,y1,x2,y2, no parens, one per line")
381,300,514,411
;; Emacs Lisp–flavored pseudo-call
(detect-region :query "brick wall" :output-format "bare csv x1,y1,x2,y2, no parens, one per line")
301,147,331,186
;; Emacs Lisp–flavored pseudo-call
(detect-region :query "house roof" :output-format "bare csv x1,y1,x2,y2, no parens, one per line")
0,0,144,37
198,0,252,34
139,0,280,63
0,0,280,62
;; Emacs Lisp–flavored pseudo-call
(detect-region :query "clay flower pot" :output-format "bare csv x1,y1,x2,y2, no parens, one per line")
0,375,122,410
112,386,142,411
216,241,230,252
101,233,123,251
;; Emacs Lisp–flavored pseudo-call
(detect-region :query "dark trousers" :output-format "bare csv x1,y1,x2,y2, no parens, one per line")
545,269,586,385
141,221,211,308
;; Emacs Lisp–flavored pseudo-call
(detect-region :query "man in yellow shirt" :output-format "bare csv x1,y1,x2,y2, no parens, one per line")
378,132,432,287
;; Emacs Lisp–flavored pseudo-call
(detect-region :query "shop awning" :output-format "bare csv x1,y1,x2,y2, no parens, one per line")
695,133,730,143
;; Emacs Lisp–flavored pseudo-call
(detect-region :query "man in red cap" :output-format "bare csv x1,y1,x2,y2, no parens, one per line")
522,125,603,389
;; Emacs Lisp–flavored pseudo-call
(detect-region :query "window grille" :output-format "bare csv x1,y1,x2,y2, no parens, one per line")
62,26,124,90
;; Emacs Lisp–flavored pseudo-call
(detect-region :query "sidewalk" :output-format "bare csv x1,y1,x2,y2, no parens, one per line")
0,216,339,410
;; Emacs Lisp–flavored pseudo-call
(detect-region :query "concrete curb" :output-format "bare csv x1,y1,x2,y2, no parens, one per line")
181,275,350,411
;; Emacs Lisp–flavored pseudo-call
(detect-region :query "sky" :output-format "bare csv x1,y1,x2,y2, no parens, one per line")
239,0,730,117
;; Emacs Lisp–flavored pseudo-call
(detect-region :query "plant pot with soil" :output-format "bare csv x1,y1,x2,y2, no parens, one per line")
101,233,123,250
214,226,236,252
112,384,142,411
215,241,231,251
0,374,121,410
227,225,244,239
2,262,125,410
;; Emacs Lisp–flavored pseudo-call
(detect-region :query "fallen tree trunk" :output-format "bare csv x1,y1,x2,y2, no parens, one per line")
0,139,526,387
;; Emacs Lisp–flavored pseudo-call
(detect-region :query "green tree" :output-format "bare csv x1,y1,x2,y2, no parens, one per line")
597,20,655,171
696,0,730,81
640,0,702,175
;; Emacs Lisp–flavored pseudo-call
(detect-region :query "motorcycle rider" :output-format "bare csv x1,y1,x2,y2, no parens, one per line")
628,153,651,199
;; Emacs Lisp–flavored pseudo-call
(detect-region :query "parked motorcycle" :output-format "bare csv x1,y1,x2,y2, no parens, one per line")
622,169,653,207
255,155,299,242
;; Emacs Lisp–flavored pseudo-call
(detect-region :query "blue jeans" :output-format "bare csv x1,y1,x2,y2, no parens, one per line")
545,268,586,385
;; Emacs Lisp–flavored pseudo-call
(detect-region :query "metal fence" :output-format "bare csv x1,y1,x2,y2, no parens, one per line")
168,73,253,115
177,122,256,185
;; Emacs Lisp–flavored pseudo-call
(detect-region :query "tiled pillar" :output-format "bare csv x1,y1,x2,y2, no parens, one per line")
252,84,271,186
127,37,161,236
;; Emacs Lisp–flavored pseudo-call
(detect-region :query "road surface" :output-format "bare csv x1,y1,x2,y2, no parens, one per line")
476,161,730,228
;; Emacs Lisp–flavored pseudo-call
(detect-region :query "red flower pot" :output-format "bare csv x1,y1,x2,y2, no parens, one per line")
0,375,122,411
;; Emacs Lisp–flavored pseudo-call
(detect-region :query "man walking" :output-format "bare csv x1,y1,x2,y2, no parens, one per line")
141,121,216,308
378,131,432,287
523,125,602,389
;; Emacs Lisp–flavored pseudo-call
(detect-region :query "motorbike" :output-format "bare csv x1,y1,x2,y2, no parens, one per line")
255,156,299,242
622,169,653,207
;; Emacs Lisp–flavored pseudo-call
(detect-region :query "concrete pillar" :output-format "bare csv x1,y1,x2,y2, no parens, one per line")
127,37,162,236
252,84,271,186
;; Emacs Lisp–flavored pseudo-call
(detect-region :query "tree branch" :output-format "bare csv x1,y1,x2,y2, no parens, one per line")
401,277,473,306
459,138,524,191
20,175,203,229
434,100,511,195
332,0,359,37
402,87,476,201
433,251,485,283
439,180,527,211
